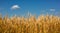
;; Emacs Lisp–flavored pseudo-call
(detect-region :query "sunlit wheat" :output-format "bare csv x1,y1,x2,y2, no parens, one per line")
0,14,60,33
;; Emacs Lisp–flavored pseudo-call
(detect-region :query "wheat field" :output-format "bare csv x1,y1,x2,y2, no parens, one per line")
0,14,60,33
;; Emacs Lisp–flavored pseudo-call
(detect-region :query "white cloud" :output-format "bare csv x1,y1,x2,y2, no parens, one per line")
50,8,55,11
11,5,20,10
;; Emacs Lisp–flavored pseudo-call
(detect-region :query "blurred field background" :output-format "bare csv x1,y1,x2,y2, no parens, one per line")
0,14,60,33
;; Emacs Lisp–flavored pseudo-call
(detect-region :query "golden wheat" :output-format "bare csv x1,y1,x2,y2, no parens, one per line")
0,14,60,33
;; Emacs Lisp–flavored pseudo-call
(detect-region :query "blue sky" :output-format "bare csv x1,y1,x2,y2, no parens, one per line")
0,0,60,17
